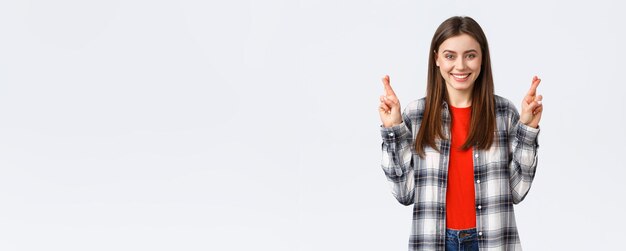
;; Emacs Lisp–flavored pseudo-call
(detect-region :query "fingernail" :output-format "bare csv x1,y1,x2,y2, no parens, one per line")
537,101,542,105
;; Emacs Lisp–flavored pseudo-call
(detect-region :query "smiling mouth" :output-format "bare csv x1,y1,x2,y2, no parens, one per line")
450,73,470,79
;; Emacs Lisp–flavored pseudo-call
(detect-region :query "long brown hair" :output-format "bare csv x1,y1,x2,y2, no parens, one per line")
415,16,496,158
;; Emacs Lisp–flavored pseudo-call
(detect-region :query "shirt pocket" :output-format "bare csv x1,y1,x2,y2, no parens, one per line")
484,130,509,163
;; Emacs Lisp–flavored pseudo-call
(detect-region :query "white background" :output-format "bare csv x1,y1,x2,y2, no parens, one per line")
0,0,624,250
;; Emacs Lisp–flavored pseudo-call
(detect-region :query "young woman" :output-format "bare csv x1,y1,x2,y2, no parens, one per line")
378,16,542,251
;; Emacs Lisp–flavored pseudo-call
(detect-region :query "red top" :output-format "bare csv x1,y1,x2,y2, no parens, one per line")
446,105,476,229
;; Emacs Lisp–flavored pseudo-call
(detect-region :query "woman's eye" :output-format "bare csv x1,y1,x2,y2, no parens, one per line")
445,54,455,59
466,54,476,59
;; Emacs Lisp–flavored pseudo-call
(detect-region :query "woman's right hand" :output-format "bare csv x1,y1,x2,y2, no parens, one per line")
379,75,403,128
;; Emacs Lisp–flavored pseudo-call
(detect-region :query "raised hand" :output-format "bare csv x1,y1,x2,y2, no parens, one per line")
379,75,403,128
520,76,543,128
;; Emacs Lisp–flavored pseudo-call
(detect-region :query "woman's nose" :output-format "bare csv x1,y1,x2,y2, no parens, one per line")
455,58,467,70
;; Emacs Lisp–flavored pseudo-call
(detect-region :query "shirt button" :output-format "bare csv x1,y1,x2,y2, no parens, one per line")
478,232,483,236
476,179,480,184
474,153,479,158
389,132,394,137
478,205,482,209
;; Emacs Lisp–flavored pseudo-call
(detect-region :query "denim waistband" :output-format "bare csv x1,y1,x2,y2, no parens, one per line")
446,228,477,239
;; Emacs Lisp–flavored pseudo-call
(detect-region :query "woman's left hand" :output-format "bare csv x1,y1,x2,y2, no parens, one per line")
520,76,543,128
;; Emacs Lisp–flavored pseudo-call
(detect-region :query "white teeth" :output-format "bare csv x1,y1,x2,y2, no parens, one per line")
452,74,469,79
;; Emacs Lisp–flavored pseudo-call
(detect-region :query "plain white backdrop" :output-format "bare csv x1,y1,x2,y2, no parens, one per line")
0,0,624,250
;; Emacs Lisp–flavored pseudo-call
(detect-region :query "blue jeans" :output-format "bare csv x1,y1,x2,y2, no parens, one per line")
446,228,479,251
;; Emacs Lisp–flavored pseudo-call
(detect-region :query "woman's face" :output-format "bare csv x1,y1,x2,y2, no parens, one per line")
435,33,482,94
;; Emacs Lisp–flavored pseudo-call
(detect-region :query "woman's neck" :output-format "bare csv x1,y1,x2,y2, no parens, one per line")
447,88,472,108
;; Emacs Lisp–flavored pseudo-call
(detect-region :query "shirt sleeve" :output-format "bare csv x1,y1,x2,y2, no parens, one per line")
507,106,540,204
380,106,416,206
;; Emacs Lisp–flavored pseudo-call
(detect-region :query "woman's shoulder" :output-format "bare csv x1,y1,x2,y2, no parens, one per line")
493,95,520,122
494,94,513,107
404,97,427,113
494,95,517,111
401,98,427,125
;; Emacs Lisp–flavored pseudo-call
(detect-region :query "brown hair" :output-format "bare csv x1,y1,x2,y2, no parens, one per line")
415,16,496,158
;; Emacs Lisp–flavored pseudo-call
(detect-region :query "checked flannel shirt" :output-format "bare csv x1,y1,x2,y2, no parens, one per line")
380,95,539,250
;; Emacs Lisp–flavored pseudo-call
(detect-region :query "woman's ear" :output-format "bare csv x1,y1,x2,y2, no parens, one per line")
433,50,439,67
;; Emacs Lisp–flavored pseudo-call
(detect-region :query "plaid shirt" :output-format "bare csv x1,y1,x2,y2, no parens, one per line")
380,95,539,250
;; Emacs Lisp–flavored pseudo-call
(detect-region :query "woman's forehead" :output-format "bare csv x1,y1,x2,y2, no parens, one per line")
438,34,480,53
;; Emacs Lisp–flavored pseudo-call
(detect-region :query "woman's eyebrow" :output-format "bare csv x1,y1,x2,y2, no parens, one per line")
442,49,479,54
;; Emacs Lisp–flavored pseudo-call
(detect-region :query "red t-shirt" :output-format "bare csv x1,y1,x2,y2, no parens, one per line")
446,105,476,229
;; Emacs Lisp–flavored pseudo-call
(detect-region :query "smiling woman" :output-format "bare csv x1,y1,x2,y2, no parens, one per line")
435,34,482,106
378,16,543,251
